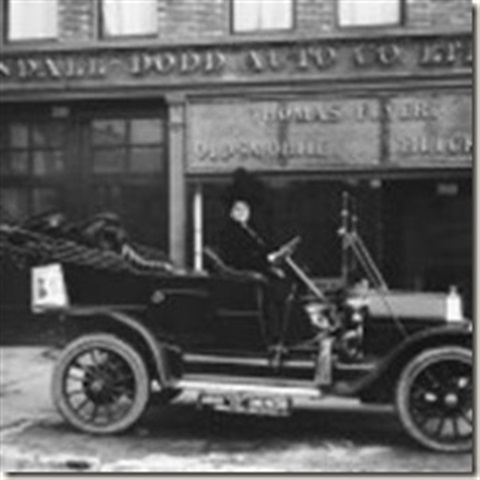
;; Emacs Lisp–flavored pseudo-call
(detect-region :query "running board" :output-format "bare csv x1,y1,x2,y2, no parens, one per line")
176,378,322,398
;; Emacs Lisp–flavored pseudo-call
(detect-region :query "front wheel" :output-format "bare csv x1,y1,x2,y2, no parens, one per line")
52,334,150,434
396,346,472,452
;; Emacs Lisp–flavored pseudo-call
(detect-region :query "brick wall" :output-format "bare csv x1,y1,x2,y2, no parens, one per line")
58,0,95,43
406,0,472,29
1,0,473,47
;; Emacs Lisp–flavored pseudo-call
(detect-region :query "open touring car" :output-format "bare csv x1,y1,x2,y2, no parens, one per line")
2,193,472,452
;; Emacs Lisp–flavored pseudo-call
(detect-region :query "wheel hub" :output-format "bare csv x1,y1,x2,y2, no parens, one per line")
90,378,106,393
444,392,459,408
84,371,117,404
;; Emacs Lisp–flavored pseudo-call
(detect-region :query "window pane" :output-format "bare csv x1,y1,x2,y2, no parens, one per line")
130,119,163,144
8,124,28,148
8,0,58,40
339,0,400,26
0,127,6,149
234,0,292,31
0,151,29,175
92,120,127,146
32,188,59,215
102,0,157,36
130,146,163,173
32,150,64,176
93,148,127,173
32,123,64,148
0,189,29,222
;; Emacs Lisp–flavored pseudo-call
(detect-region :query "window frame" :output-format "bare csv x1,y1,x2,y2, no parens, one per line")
230,0,296,35
336,0,405,29
0,120,67,179
0,115,68,223
98,0,159,40
4,0,59,44
89,116,166,176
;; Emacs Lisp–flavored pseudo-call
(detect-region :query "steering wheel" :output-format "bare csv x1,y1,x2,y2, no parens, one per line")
268,236,301,265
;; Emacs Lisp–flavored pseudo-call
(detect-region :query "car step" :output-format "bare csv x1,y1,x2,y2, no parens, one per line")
176,376,322,398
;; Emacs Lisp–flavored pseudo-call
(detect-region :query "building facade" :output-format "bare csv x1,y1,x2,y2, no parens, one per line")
0,0,473,315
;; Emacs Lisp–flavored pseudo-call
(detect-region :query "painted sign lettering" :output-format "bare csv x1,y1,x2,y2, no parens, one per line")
0,35,471,87
188,93,472,173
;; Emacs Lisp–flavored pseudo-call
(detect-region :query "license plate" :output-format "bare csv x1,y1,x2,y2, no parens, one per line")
198,392,291,417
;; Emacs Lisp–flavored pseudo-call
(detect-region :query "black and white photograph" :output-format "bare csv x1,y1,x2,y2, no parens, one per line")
0,0,475,474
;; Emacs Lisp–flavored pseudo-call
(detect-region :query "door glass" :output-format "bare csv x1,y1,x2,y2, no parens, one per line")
92,148,127,173
87,113,168,250
131,119,163,144
92,119,127,146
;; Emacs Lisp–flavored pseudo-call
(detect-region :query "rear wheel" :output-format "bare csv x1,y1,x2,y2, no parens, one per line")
396,346,472,452
52,334,150,434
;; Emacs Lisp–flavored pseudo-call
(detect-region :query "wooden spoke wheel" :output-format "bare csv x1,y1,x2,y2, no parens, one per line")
52,334,149,434
396,346,472,452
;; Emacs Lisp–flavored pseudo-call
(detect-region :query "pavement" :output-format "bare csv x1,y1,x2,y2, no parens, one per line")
0,346,475,474
0,347,56,431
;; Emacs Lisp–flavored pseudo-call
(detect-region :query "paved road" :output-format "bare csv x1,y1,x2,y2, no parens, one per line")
0,347,474,473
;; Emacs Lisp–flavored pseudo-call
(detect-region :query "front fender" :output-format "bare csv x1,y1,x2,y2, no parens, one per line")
354,323,472,403
61,306,181,388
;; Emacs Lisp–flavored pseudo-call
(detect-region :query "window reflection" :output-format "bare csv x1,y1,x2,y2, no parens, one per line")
93,148,127,173
91,118,164,174
131,119,163,144
92,120,127,146
32,151,64,176
130,146,163,173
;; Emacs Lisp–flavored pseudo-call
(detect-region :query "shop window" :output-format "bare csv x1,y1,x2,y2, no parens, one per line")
0,189,28,223
7,0,58,41
0,121,66,177
91,118,164,174
233,0,293,32
100,0,157,37
338,0,401,27
0,119,65,222
0,188,59,223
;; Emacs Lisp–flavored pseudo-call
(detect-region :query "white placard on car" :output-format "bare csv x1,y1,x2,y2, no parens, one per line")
31,263,69,312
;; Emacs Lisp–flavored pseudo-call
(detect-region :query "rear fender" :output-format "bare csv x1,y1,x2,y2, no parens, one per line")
62,307,181,388
355,324,472,403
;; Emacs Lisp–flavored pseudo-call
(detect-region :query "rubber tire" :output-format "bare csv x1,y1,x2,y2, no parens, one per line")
52,333,150,435
396,346,472,452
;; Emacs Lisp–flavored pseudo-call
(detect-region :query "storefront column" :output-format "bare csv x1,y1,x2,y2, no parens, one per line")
193,183,204,271
166,94,187,267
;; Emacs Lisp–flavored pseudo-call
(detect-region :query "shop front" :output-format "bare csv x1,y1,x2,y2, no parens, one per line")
0,32,473,329
0,100,169,248
185,89,472,314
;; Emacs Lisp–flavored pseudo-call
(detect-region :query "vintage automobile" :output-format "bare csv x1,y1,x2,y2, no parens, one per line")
0,195,473,452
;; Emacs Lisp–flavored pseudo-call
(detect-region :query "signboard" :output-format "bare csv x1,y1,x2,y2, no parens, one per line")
389,93,472,166
187,92,472,174
0,35,471,91
31,263,69,312
188,98,381,172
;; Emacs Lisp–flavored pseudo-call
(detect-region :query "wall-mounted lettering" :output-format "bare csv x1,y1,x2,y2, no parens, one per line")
353,43,403,67
130,50,226,76
419,39,472,67
188,93,472,174
0,34,471,87
393,134,472,156
0,56,107,80
389,94,472,165
188,98,381,173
